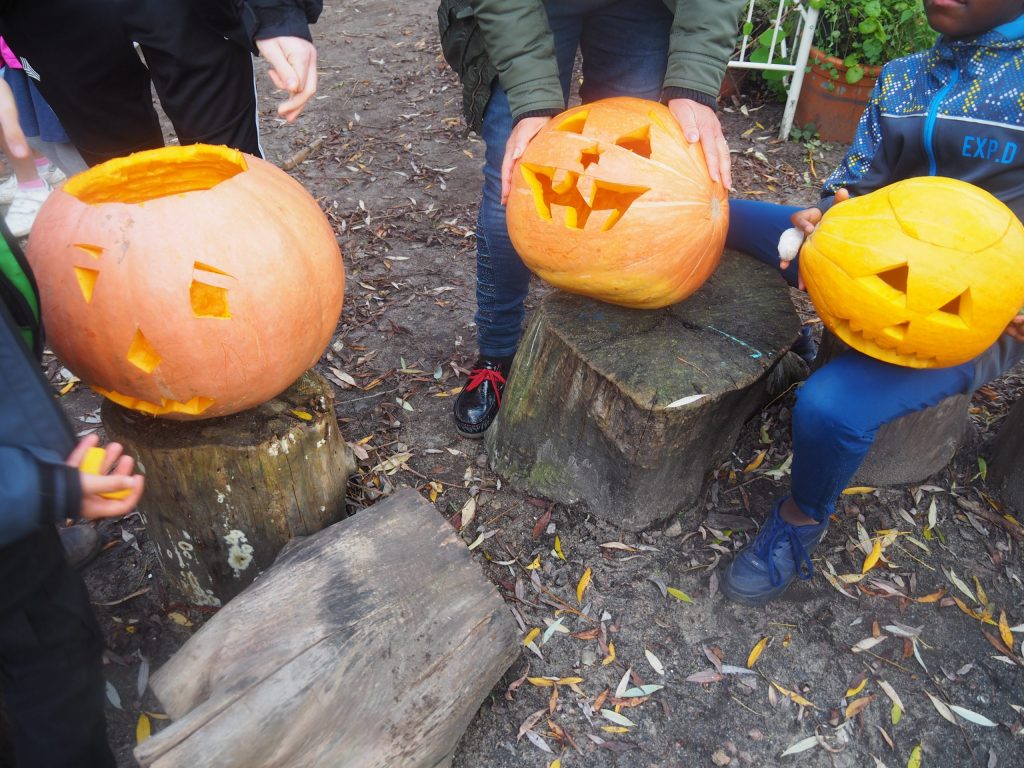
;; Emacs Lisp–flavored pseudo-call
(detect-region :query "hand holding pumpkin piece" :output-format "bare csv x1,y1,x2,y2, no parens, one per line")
667,98,731,189
67,435,144,520
256,36,319,122
1005,312,1024,343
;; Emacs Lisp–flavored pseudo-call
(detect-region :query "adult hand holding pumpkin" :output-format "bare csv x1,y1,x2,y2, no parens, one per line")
667,98,731,190
256,36,319,122
500,115,552,204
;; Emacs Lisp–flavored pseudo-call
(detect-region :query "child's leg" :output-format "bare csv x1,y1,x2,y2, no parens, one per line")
726,198,802,287
791,351,976,521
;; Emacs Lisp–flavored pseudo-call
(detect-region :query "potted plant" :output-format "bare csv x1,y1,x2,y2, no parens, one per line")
795,0,936,142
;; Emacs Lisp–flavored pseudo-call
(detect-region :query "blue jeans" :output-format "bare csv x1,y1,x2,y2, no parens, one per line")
728,199,978,521
475,0,673,357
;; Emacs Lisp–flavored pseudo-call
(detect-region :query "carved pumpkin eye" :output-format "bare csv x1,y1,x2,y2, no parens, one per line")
506,97,728,310
801,176,1024,368
26,144,346,419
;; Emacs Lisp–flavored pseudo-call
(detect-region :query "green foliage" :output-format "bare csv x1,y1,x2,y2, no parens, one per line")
809,0,937,83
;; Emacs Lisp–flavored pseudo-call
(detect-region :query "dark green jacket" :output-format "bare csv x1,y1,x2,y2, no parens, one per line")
447,0,745,128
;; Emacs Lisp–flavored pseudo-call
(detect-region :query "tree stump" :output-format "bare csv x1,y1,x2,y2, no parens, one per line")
990,395,1024,513
487,251,801,531
815,330,971,486
103,370,355,606
133,487,519,768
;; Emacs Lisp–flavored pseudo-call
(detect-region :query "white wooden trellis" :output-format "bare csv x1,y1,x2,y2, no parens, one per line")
727,0,820,140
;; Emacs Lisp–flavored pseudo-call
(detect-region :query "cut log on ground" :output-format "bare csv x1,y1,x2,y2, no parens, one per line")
990,395,1024,514
487,251,802,531
815,331,971,487
103,370,355,606
134,487,519,768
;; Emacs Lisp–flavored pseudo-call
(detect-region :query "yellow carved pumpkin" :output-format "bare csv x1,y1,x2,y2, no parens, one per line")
506,97,728,309
800,177,1024,368
27,144,345,419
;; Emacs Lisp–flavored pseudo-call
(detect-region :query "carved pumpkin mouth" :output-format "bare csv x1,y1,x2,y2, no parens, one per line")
93,386,215,416
828,317,938,367
63,144,248,204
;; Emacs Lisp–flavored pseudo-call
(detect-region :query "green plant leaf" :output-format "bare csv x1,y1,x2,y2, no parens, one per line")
846,65,865,84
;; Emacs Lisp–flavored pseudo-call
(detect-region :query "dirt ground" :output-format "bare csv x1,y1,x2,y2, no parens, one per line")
27,1,1024,766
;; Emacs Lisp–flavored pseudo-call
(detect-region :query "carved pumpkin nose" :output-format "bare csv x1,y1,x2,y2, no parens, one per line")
26,144,345,419
506,97,728,310
800,176,1024,368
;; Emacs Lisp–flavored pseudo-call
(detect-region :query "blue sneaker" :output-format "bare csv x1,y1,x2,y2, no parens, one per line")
720,498,829,606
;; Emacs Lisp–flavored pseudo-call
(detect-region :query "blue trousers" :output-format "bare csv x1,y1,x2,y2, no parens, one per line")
728,199,978,521
475,0,673,357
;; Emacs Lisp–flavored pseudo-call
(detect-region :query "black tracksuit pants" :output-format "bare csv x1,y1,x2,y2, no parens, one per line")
0,0,261,166
0,526,114,768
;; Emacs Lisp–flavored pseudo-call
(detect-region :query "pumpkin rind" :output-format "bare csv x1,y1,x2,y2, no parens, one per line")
506,97,729,310
27,144,345,419
800,176,1024,368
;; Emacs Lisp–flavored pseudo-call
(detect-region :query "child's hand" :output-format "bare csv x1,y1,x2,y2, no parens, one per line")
1006,312,1024,343
66,435,144,520
790,187,851,236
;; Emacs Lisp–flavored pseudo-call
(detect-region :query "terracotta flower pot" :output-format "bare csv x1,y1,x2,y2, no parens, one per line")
794,47,881,143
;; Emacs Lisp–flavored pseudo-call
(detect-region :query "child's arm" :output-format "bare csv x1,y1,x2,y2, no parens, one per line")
818,73,888,211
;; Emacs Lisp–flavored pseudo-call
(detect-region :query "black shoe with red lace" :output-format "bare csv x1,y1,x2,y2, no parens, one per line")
453,356,512,438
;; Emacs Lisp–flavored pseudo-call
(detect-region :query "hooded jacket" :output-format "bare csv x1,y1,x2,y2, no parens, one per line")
820,14,1024,387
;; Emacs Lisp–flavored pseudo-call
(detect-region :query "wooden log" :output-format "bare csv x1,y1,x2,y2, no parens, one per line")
134,487,519,768
814,330,971,486
487,251,802,531
103,370,355,606
990,395,1024,513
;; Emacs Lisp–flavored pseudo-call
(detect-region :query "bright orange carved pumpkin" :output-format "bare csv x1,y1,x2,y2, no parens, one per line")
800,176,1024,368
27,144,345,418
506,97,728,309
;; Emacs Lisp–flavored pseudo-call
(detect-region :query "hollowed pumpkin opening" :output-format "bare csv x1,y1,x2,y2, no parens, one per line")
521,164,648,230
63,145,248,204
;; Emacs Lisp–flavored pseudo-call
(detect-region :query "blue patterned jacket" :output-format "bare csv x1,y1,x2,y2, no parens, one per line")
821,14,1024,385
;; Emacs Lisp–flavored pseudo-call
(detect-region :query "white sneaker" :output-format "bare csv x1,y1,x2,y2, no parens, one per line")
0,175,17,205
5,183,52,238
39,163,67,187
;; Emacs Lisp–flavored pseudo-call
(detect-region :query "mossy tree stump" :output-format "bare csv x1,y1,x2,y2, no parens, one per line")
134,488,519,768
486,251,801,531
990,395,1024,513
103,370,355,606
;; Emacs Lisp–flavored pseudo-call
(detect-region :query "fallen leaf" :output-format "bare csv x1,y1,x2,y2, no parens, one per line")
105,681,122,710
600,725,631,734
136,713,151,745
907,745,922,768
926,692,956,724
527,677,557,687
686,669,725,684
622,684,664,697
780,735,820,756
771,680,816,709
747,636,769,668
863,539,883,573
845,695,875,720
599,541,638,552
949,704,997,727
852,635,888,654
843,486,877,495
645,648,665,676
526,555,542,571
944,567,977,603
601,709,636,727
999,611,1013,650
666,587,693,603
523,628,540,647
744,450,767,473
577,567,592,604
602,641,616,666
553,535,565,561
525,730,553,754
459,496,477,529
289,408,313,421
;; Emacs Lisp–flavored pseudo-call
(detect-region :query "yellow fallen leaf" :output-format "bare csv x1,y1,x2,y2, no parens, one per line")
290,409,313,421
557,676,584,685
862,539,882,573
554,535,565,561
523,628,540,647
845,694,874,720
907,744,922,768
166,612,192,627
527,677,556,687
999,610,1014,650
842,486,877,495
974,576,989,608
145,712,169,721
602,641,616,666
771,680,817,709
845,678,868,698
577,567,592,604
914,588,945,603
744,449,767,473
892,703,903,725
58,376,79,396
667,587,693,603
952,596,997,626
525,554,542,570
136,713,151,745
549,761,561,768
601,726,630,734
747,636,769,668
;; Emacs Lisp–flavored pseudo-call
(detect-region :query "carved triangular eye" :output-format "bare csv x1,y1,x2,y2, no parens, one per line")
930,287,971,328
615,125,652,159
861,263,909,307
126,328,161,373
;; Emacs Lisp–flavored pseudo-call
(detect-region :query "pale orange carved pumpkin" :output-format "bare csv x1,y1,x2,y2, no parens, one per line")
801,177,1024,368
506,97,728,309
27,144,345,418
